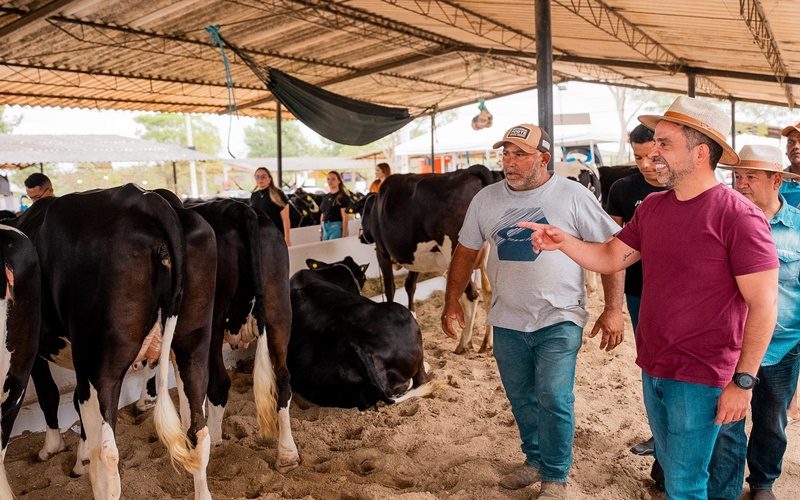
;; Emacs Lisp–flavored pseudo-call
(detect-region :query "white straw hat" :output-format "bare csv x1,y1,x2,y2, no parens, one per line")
719,144,800,180
638,95,739,165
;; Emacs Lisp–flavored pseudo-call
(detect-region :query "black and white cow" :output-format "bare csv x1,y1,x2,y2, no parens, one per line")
183,198,299,472
553,160,602,200
288,257,430,409
0,226,40,499
351,165,496,354
20,185,214,499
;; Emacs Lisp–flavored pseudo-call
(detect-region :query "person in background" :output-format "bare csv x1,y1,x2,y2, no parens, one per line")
519,96,779,499
708,144,800,500
24,173,54,203
369,162,391,193
605,124,667,465
249,167,291,246
320,170,350,240
779,122,800,207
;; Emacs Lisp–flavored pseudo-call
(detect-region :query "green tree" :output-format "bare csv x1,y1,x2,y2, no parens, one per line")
133,113,221,155
0,106,21,133
244,119,323,157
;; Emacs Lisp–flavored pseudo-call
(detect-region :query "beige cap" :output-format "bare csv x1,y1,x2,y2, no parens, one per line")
638,95,739,165
780,122,800,137
719,144,800,180
492,124,551,153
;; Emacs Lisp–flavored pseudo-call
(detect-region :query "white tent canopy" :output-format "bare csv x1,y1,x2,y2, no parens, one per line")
395,113,621,158
0,134,217,165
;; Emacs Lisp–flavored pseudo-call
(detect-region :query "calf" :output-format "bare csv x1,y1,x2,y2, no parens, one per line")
0,226,40,499
288,257,430,409
351,165,496,354
22,185,213,499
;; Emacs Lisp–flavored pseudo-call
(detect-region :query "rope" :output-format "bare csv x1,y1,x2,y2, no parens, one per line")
205,25,239,158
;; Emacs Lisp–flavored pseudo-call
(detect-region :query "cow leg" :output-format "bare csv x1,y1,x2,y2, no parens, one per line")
376,243,395,303
78,381,121,500
404,271,419,314
136,371,157,413
71,390,89,477
0,364,31,497
206,324,230,446
171,336,212,500
455,280,480,354
31,357,65,461
584,269,598,295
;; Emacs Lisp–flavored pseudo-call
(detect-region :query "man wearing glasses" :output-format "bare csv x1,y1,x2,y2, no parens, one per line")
24,173,54,203
442,123,623,499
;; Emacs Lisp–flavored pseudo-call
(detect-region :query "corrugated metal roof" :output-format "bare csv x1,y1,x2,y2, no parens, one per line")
0,134,218,164
0,1,796,118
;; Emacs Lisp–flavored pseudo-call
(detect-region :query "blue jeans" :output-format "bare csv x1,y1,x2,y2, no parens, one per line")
707,341,800,499
322,220,342,240
493,322,582,483
642,372,722,500
625,294,641,334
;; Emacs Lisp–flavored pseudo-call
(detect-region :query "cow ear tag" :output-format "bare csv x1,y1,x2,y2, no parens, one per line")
311,263,318,268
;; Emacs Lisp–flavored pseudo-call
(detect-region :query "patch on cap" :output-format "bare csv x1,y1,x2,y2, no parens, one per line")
506,126,532,140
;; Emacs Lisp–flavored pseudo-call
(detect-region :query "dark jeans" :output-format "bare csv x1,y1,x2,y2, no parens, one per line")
708,341,800,499
625,294,641,333
493,322,582,482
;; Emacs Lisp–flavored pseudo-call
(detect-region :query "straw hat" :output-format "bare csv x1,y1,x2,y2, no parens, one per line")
719,144,800,180
638,95,739,165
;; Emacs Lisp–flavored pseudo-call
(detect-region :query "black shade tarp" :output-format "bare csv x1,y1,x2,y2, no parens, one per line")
267,68,414,146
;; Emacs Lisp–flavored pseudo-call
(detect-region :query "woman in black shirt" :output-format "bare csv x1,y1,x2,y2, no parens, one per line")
249,167,291,246
320,171,351,240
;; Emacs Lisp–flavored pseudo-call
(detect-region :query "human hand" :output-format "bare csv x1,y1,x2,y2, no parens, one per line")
441,300,465,339
516,221,566,252
715,382,751,424
589,307,624,351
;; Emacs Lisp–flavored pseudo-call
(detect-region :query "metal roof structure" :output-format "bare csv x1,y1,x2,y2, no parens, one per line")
0,134,218,164
222,156,377,172
0,1,797,118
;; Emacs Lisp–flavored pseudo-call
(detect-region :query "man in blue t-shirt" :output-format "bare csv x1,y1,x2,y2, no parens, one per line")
779,123,800,207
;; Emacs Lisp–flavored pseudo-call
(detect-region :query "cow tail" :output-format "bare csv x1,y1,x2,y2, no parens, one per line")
349,342,394,405
467,164,494,187
152,206,198,471
244,210,278,438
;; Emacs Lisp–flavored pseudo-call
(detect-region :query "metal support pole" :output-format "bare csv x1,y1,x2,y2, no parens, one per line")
536,0,554,171
687,72,696,97
430,107,436,174
730,99,736,150
39,162,43,174
172,161,178,194
184,114,198,197
276,104,283,188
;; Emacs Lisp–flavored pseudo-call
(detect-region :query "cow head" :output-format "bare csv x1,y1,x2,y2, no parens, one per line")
306,257,369,292
347,192,377,244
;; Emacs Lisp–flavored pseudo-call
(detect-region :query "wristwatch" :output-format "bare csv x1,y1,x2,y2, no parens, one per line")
732,372,759,390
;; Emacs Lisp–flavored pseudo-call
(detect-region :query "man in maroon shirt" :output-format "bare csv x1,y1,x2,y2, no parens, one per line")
518,96,778,499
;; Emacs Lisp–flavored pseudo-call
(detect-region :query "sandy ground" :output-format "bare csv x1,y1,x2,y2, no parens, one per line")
6,289,800,499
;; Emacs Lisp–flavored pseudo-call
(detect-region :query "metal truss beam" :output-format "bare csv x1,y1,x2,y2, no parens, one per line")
739,0,794,107
0,0,79,41
553,0,683,73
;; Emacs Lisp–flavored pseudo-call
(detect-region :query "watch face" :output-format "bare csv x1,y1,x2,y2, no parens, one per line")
734,373,756,389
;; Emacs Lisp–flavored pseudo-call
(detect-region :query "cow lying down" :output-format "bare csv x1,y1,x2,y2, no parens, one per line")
288,257,433,410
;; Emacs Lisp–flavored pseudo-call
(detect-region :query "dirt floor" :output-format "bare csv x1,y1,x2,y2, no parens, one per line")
6,289,800,499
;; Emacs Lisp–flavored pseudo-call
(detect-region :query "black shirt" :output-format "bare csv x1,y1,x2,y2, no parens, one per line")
319,192,350,222
250,188,289,235
605,172,668,297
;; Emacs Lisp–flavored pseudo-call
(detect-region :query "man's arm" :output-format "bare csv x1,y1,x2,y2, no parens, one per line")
715,268,779,424
590,269,625,351
517,222,640,274
441,244,480,339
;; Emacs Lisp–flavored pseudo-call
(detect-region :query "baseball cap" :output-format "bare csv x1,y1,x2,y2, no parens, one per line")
492,124,551,153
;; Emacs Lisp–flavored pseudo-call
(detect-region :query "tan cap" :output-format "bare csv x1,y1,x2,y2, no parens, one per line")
638,95,739,165
719,144,800,180
492,124,551,153
780,122,800,137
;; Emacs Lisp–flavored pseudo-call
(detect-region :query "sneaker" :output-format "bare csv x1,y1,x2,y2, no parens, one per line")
537,481,568,499
630,436,655,456
499,463,541,490
750,489,776,500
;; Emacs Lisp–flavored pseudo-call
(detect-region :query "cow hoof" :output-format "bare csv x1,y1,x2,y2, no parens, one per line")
136,397,156,413
275,455,301,474
71,460,90,477
454,345,468,355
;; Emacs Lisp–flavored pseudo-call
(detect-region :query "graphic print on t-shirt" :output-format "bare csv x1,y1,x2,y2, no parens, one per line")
492,207,548,262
